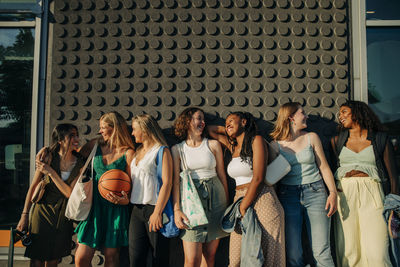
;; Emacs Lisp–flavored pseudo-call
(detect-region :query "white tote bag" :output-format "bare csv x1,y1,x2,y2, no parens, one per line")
65,142,98,221
265,141,291,186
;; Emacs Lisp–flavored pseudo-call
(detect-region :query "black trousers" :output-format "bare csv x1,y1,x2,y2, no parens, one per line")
129,204,170,267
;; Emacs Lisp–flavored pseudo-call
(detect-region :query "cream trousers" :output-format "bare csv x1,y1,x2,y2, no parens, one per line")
335,177,392,267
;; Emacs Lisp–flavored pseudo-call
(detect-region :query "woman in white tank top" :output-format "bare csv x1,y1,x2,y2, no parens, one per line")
208,112,285,267
171,107,229,267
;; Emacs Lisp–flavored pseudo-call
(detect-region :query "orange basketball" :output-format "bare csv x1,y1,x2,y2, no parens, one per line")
98,169,131,201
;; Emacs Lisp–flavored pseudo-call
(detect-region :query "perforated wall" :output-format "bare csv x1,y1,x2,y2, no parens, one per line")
49,0,350,140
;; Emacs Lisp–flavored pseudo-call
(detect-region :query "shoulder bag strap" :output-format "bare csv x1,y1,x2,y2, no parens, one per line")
178,142,188,171
156,146,166,192
78,142,98,183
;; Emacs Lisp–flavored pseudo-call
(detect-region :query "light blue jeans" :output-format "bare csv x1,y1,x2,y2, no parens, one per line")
277,179,334,267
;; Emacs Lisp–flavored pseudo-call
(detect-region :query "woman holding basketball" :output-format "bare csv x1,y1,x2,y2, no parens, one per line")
171,107,229,267
74,112,135,267
17,124,85,267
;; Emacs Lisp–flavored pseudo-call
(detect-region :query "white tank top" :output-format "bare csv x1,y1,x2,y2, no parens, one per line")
180,138,217,179
227,157,253,186
130,145,161,205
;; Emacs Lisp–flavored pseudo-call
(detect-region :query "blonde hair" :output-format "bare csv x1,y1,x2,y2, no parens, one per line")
132,114,167,146
100,112,134,150
270,102,302,141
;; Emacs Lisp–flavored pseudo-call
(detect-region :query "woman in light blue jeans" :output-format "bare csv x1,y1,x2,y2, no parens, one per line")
271,102,338,267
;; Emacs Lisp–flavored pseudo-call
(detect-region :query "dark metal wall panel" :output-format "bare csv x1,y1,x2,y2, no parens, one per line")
49,0,350,140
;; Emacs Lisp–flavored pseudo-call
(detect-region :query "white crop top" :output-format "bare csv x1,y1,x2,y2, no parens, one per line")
227,157,253,186
180,138,217,180
130,145,161,205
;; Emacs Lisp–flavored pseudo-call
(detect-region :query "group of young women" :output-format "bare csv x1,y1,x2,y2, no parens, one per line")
17,100,399,267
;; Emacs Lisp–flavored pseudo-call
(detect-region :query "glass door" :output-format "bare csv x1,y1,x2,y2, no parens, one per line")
0,27,35,228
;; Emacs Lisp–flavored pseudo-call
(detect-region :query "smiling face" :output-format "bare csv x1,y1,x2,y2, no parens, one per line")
188,110,205,136
131,120,145,143
99,120,114,142
290,107,308,130
60,128,79,152
225,114,245,138
338,105,354,128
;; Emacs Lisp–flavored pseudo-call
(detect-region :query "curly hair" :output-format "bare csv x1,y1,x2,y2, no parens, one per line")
340,100,384,132
227,112,258,167
173,107,205,140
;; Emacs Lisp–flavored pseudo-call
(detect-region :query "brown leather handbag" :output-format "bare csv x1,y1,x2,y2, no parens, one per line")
31,178,48,203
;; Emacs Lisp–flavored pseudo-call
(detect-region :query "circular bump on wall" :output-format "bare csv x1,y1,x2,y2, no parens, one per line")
178,96,190,106
293,68,305,78
121,96,133,106
55,96,65,107
221,95,233,106
177,81,190,92
236,81,248,92
334,12,346,23
264,54,276,64
135,95,147,106
264,110,277,121
235,53,248,64
264,96,277,107
192,66,204,77
335,68,347,79
307,82,320,93
221,67,234,77
163,81,175,92
221,39,233,49
308,96,320,107
164,95,175,106
206,67,219,77
235,66,248,78
263,25,276,36
250,67,263,78
221,81,233,92
206,82,219,92
265,67,277,78
336,82,348,93
235,39,248,49
121,81,133,92
264,39,276,50
278,81,291,92
321,68,333,79
251,96,262,107
265,82,277,92
321,82,334,93
278,96,290,105
322,96,334,107
293,82,305,93
249,39,262,49
164,39,176,50
135,81,147,92
93,96,105,106
335,40,347,51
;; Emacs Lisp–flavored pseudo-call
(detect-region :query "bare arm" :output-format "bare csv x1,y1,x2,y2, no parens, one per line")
209,140,229,202
239,135,266,216
310,132,338,217
207,125,230,148
16,169,44,232
171,145,189,229
149,148,173,232
35,160,74,198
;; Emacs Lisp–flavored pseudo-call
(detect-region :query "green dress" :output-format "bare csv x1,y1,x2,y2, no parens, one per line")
75,146,130,248
26,152,84,261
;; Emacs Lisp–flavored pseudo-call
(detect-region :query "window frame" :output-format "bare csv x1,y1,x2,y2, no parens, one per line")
0,1,43,182
353,0,400,102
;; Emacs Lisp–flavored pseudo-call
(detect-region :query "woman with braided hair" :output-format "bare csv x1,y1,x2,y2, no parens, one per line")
208,112,285,267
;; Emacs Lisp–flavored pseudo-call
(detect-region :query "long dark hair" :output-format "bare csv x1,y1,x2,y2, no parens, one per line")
48,124,78,157
340,100,384,132
227,112,258,167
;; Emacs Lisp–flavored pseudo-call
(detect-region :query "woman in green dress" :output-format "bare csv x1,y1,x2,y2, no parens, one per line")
74,112,135,267
17,123,85,267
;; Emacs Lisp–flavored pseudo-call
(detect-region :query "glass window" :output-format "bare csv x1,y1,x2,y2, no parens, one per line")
366,0,400,20
0,27,34,228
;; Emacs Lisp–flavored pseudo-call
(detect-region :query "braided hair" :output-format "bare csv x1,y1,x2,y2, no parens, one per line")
227,112,258,167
